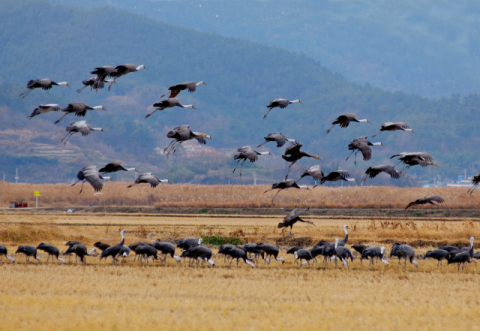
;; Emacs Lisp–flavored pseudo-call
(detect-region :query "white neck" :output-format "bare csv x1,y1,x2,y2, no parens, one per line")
344,225,348,235
160,179,169,183
276,257,285,262
287,139,296,143
136,65,146,70
87,248,96,255
196,81,205,86
346,178,356,182
471,237,475,248
289,99,301,104
6,255,15,263
372,142,382,146
294,252,298,259
91,128,103,132
126,168,136,171
173,255,181,262
182,104,195,109
206,258,215,266
335,238,338,248
380,247,385,254
301,260,309,266
259,151,270,155
58,82,69,86
198,238,203,245
358,119,369,123
299,185,309,190
92,106,104,110
58,257,66,264
246,259,255,268
36,256,41,262
120,230,125,240
404,129,414,132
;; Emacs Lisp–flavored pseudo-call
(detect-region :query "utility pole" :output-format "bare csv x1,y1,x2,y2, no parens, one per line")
15,168,19,184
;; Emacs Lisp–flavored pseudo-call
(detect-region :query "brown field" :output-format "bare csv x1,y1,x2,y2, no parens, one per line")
1,213,480,330
1,182,480,209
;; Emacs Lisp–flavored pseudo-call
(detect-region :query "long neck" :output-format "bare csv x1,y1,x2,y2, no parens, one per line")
181,104,194,109
287,139,296,143
335,238,338,248
344,227,348,241
91,128,103,132
258,152,270,155
120,232,125,246
92,106,104,110
58,82,68,86
358,119,369,123
372,142,382,146
126,168,136,171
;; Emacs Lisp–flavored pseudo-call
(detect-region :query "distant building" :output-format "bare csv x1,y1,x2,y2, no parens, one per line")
447,175,472,188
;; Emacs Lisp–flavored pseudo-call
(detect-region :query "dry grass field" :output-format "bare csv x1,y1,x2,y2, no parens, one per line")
0,214,480,330
1,182,480,209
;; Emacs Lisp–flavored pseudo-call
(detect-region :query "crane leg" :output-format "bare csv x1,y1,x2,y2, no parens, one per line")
145,108,159,119
54,112,69,125
271,190,282,204
19,89,33,99
239,160,246,177
232,159,241,173
371,131,382,138
354,151,359,166
345,150,355,161
108,79,116,91
326,124,335,134
285,161,296,180
76,85,88,93
263,108,273,120
78,181,86,194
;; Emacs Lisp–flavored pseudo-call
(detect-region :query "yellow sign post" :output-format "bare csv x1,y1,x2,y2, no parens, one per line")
34,191,40,208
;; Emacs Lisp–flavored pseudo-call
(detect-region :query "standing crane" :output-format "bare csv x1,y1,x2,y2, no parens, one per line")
27,104,60,119
36,243,65,264
447,237,475,272
424,249,449,267
64,244,97,265
334,238,354,268
360,246,389,266
372,122,414,138
0,245,15,263
390,243,418,270
294,249,314,268
19,78,70,99
54,103,107,124
263,180,309,203
263,99,302,119
277,207,314,237
60,121,105,145
15,245,41,263
100,230,126,265
282,142,321,180
163,125,212,158
326,113,371,134
160,81,207,98
232,146,272,177
146,98,196,118
258,132,296,148
346,136,383,165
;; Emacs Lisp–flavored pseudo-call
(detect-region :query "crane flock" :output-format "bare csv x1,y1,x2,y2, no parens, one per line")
1,228,477,273
21,59,480,204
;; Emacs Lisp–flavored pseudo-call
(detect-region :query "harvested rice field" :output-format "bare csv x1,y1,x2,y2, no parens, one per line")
0,213,479,330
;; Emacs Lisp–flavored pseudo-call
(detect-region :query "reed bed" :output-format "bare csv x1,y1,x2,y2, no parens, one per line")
1,182,479,209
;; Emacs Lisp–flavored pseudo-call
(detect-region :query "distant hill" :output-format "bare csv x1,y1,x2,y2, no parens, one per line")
0,0,479,186
45,0,480,98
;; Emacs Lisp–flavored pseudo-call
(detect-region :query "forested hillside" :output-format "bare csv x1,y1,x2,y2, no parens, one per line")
0,0,478,186
46,0,480,98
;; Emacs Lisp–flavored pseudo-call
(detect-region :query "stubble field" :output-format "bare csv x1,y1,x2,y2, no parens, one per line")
0,213,480,330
